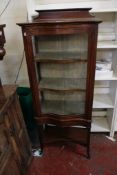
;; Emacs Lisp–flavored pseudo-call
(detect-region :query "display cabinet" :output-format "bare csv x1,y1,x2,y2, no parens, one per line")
18,8,101,158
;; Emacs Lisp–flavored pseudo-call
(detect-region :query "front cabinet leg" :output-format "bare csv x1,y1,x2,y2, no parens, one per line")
87,144,90,159
32,124,43,157
87,128,91,159
38,124,43,155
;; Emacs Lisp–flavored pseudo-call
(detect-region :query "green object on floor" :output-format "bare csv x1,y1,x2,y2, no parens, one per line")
17,87,39,146
17,87,35,130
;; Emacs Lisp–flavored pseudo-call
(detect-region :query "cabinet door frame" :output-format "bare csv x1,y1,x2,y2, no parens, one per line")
21,23,98,126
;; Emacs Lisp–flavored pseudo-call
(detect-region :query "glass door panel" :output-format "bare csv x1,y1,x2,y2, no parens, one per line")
40,90,85,115
39,62,87,78
35,34,88,61
35,33,88,115
39,78,86,90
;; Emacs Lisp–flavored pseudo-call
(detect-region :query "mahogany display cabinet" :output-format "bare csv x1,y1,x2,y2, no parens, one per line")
18,8,101,158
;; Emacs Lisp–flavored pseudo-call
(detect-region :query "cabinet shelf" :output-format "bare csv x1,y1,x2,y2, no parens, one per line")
93,94,114,108
40,88,85,93
91,116,110,132
97,41,117,49
41,100,85,115
95,76,117,81
92,8,117,13
39,78,86,91
36,59,87,64
98,33,116,42
35,51,87,63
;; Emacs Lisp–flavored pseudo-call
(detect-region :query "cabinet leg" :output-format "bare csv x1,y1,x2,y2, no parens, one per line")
86,128,91,159
38,125,43,156
87,145,90,159
32,124,43,157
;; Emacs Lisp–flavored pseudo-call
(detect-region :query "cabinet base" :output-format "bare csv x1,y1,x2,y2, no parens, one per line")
37,124,91,159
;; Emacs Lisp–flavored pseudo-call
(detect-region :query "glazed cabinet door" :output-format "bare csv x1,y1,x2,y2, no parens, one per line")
20,22,98,125
33,29,93,117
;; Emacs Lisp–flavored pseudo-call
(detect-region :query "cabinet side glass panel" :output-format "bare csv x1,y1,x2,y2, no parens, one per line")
34,33,88,115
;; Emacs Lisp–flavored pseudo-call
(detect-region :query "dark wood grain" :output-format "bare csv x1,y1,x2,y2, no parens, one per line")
35,58,87,64
0,85,32,175
40,88,86,92
22,34,42,116
35,8,93,20
0,25,6,60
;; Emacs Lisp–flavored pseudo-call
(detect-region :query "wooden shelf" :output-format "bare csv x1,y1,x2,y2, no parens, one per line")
36,59,87,64
47,116,110,132
35,51,87,63
39,78,86,91
93,94,114,108
47,117,110,132
41,100,85,115
91,116,110,132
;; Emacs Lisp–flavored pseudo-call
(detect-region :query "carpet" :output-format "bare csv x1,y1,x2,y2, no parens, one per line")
27,134,117,175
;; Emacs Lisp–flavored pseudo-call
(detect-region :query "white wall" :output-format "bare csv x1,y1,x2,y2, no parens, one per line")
35,0,116,6
0,0,29,86
35,0,114,3
25,0,117,21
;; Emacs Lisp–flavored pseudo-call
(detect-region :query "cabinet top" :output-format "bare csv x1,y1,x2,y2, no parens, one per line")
17,8,101,27
35,8,92,12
